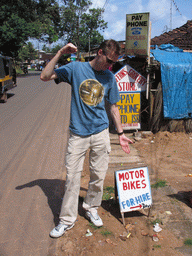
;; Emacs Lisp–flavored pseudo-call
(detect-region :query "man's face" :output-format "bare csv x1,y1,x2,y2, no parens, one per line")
98,49,119,70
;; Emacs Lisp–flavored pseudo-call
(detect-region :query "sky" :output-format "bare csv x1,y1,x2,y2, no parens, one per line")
33,0,191,49
91,0,191,40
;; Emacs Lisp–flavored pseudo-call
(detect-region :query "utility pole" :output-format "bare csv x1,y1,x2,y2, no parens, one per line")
88,35,90,61
170,0,172,31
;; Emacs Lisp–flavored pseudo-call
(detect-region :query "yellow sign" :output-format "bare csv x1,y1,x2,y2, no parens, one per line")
81,56,85,62
126,12,150,56
117,93,140,130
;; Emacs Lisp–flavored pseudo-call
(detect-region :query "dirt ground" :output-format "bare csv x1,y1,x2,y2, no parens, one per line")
55,131,192,256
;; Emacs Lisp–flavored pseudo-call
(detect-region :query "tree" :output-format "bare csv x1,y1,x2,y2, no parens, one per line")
80,8,107,51
59,0,107,52
42,44,51,53
18,42,38,63
0,0,60,57
51,44,71,65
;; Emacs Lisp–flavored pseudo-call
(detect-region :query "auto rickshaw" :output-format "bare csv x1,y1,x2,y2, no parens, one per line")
0,55,17,103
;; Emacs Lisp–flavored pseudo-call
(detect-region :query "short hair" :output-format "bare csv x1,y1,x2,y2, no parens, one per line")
97,39,121,56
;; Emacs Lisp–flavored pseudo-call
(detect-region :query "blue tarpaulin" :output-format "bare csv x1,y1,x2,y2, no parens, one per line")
151,44,192,119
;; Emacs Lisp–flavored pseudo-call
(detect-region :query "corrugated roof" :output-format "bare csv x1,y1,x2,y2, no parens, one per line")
151,20,192,50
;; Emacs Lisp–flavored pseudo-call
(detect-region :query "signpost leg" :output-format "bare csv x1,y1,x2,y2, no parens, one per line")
147,207,151,217
121,212,125,226
114,172,118,203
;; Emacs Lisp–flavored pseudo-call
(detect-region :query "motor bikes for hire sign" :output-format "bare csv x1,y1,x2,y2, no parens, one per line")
115,167,152,224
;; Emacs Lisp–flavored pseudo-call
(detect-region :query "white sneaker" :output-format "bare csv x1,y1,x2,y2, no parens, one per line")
85,210,103,227
49,222,75,238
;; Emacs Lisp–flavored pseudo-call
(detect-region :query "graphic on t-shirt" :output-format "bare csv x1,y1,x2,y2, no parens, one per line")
79,79,104,106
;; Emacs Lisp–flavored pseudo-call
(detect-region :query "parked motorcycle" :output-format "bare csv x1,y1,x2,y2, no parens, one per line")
21,64,28,74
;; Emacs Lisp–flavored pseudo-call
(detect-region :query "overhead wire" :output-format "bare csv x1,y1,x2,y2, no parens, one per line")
103,0,110,10
172,0,183,16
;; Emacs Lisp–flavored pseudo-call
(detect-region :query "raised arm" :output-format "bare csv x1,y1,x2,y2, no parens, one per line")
40,43,77,82
110,103,133,154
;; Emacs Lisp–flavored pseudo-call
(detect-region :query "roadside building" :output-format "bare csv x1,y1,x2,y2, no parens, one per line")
151,20,192,52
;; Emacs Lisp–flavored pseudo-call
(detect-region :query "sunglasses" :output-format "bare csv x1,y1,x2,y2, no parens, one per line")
103,53,116,65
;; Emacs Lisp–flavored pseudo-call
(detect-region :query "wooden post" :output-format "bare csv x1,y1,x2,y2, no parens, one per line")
121,212,125,226
146,21,152,100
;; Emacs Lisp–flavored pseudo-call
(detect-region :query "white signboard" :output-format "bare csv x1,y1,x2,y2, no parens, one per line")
115,65,147,92
115,167,152,213
115,65,147,130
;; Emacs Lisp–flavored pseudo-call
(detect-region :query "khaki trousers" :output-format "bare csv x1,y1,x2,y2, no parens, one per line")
59,128,111,225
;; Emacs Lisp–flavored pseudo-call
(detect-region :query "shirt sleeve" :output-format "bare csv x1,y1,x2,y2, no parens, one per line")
54,62,73,84
107,74,120,105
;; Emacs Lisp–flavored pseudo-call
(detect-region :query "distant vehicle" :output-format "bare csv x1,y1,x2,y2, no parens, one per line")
0,55,17,103
20,63,28,74
35,64,43,71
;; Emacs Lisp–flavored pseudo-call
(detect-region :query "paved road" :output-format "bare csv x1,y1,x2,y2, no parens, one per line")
0,72,144,256
0,72,71,256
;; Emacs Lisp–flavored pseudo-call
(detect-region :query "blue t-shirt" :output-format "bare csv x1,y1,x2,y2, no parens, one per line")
55,61,120,136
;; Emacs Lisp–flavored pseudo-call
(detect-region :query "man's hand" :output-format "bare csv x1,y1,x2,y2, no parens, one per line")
40,43,77,81
119,133,133,154
58,43,77,56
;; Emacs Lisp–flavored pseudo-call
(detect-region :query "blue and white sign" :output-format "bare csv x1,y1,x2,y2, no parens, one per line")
115,167,152,213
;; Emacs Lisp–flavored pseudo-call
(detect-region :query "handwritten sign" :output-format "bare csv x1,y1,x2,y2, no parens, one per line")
115,65,147,92
117,92,140,129
115,167,152,213
126,12,150,56
115,65,147,130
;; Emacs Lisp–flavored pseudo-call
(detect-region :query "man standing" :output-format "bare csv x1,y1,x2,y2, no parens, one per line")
40,40,133,238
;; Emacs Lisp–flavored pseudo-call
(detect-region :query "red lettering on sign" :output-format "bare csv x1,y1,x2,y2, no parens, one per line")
141,179,146,188
136,180,141,189
140,169,144,178
136,75,146,86
129,171,134,179
125,172,129,180
121,179,146,191
126,35,146,40
115,69,128,83
130,181,136,189
118,82,136,92
123,182,130,190
123,183,127,190
119,173,125,181
119,169,146,182
135,171,139,178
128,69,139,80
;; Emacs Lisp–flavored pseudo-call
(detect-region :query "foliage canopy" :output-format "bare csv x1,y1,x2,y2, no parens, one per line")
0,0,108,57
0,0,60,57
60,0,107,52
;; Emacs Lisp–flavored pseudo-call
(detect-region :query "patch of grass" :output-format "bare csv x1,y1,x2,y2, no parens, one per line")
16,66,23,75
184,239,192,246
153,245,161,249
89,223,101,230
151,179,167,189
102,186,115,200
100,230,112,237
151,218,162,225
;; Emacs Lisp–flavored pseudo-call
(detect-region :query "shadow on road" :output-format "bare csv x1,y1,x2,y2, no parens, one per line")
15,179,147,227
168,190,192,208
15,179,88,225
0,93,15,103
